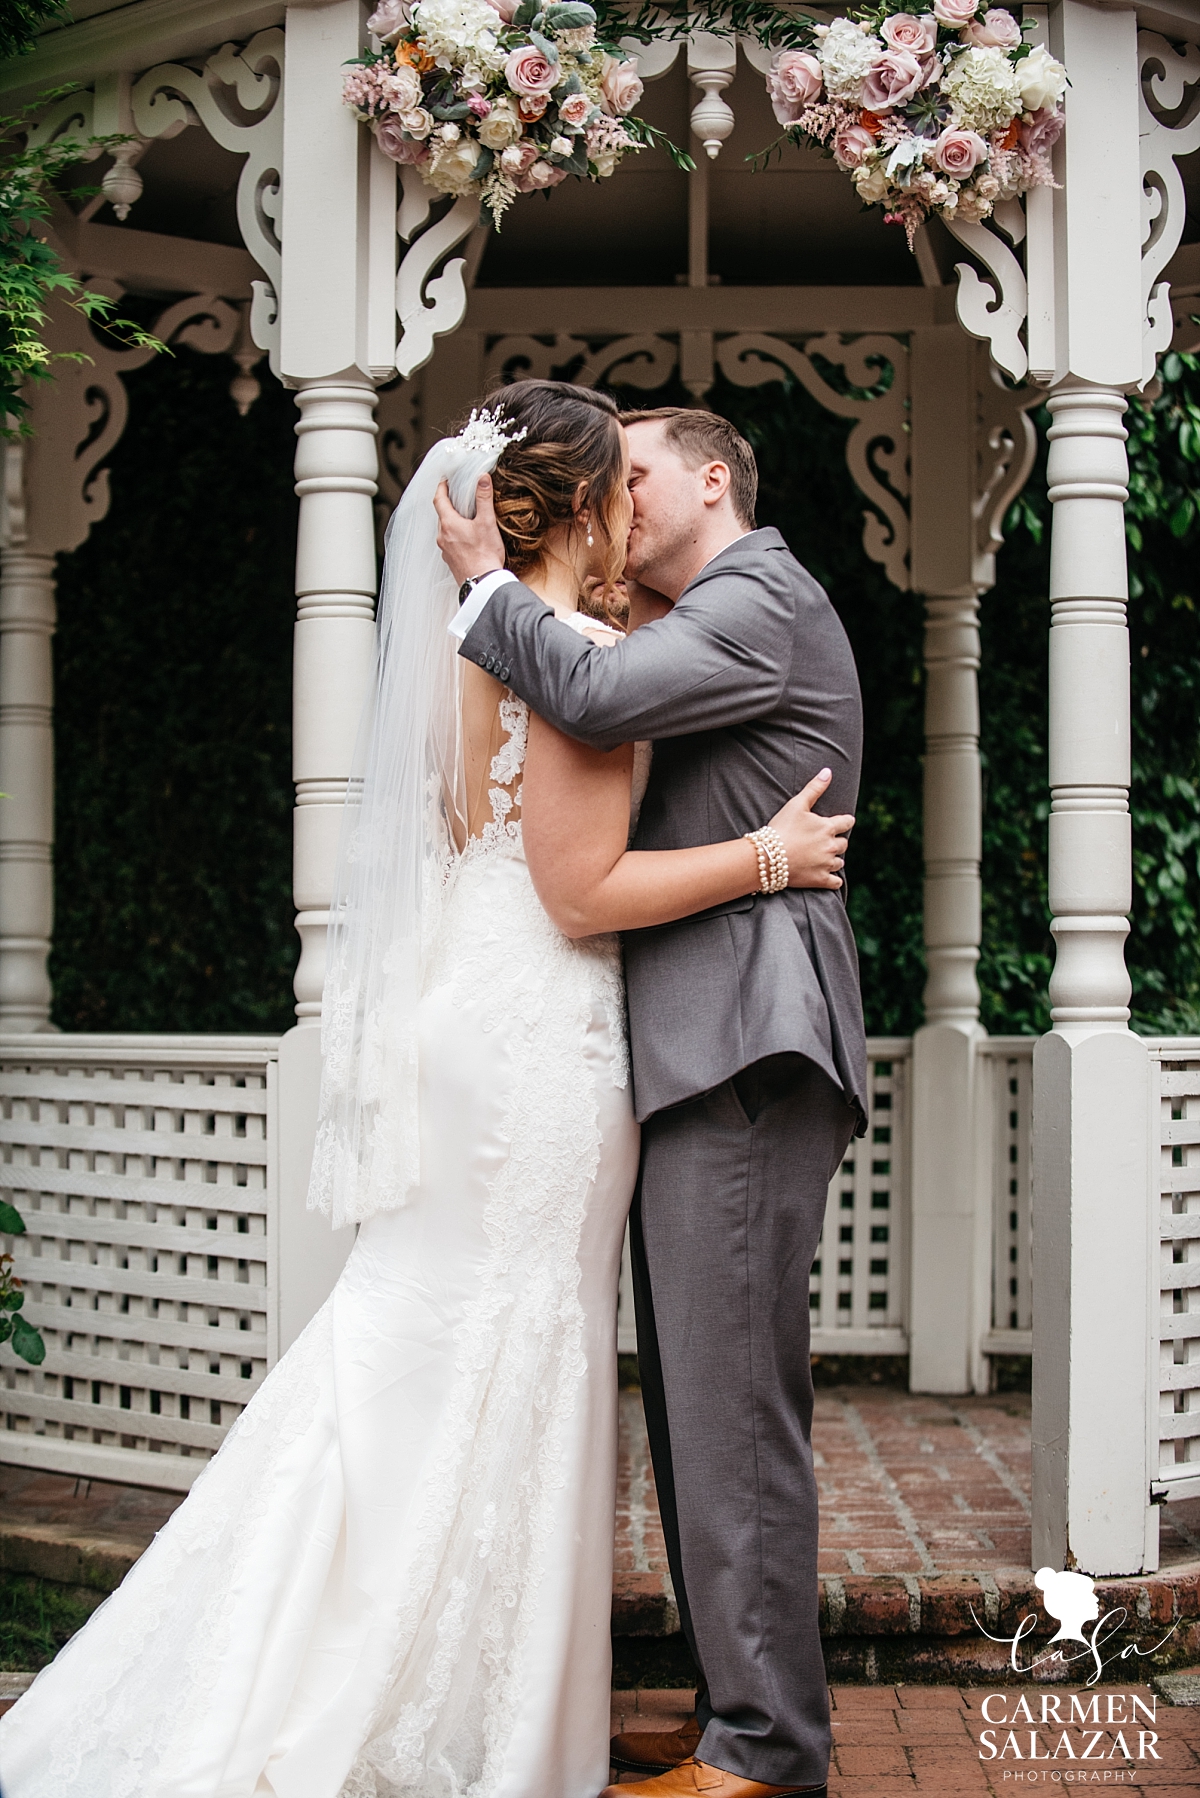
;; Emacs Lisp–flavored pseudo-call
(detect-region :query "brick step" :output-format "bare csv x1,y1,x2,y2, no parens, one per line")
613,1565,1200,1683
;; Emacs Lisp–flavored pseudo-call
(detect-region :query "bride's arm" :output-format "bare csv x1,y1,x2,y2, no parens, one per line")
522,714,853,940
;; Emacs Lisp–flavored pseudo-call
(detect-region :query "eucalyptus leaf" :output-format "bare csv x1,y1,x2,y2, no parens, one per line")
471,145,495,181
512,0,537,22
0,1199,26,1234
544,2,596,27
529,29,560,61
431,101,472,120
11,1314,44,1366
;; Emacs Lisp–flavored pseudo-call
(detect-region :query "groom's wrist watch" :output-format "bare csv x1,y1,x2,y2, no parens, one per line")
458,570,502,607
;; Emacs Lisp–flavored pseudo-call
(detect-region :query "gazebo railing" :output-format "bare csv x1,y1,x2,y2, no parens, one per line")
979,1038,1035,1356
1146,1039,1200,1505
5,1029,1198,1495
0,1035,280,1492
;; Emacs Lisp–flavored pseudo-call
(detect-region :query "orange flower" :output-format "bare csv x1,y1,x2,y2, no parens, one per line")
394,40,435,72
859,110,883,137
997,118,1020,152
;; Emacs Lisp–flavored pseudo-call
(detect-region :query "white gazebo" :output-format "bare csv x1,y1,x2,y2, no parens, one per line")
0,0,1198,1583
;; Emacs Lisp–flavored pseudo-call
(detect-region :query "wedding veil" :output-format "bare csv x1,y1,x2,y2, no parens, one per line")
308,410,522,1229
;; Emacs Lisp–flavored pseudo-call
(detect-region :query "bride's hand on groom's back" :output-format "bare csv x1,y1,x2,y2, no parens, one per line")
769,771,854,890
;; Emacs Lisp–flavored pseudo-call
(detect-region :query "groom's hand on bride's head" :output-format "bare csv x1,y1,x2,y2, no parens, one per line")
433,475,507,588
769,770,855,891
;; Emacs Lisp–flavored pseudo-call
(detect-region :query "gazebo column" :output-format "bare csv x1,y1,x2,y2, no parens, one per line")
274,0,391,1347
0,546,57,1030
1031,0,1154,1574
907,325,989,1395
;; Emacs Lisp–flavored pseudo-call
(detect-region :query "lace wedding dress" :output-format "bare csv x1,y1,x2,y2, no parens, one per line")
0,689,641,1798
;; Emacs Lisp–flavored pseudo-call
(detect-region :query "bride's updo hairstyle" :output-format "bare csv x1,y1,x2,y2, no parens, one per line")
480,380,627,588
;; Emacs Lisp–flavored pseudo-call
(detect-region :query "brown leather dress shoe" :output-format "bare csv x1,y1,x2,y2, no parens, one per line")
609,1716,702,1775
599,1757,826,1797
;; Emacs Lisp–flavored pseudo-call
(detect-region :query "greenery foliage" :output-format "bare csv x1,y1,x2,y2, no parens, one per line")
0,0,68,63
0,1572,99,1671
50,349,299,1034
0,101,163,435
46,345,1200,1043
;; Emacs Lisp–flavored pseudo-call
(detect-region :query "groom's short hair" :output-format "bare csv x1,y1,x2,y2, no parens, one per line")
621,407,757,529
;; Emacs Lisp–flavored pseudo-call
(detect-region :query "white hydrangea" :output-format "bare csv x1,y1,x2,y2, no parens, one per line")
816,18,885,104
412,0,504,68
942,45,1022,134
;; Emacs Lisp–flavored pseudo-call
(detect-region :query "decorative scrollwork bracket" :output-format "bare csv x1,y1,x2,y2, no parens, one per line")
944,216,1030,385
130,31,284,375
1138,31,1200,388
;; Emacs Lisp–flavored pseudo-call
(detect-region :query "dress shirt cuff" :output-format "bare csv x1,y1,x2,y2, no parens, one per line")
448,568,518,640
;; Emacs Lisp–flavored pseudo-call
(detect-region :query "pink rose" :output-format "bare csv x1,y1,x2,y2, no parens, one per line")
766,50,823,125
484,0,522,17
499,139,539,175
932,125,989,175
964,7,1021,47
366,0,410,41
832,122,877,169
515,157,568,191
879,13,938,54
600,56,643,115
932,0,978,22
374,114,430,163
505,44,558,98
558,90,593,128
861,49,925,112
469,94,492,117
1019,105,1064,159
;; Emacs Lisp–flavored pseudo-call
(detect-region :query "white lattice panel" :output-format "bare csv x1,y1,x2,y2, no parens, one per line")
0,1036,280,1492
982,1039,1034,1341
1148,1041,1200,1501
810,1041,910,1352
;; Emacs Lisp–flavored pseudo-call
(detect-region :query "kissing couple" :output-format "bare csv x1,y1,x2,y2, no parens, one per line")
0,381,866,1798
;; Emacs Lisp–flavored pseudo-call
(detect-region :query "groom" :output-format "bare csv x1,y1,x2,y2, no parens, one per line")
435,401,866,1798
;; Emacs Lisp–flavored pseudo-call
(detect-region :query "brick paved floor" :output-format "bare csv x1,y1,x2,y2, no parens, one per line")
611,1685,1200,1793
615,1388,1200,1583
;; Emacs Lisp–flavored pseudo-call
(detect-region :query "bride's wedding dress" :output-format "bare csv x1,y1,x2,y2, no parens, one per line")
0,688,641,1798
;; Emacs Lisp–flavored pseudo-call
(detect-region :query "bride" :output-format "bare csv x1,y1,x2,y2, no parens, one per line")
0,381,850,1798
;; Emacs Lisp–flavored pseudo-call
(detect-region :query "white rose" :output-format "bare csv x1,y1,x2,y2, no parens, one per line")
440,121,461,140
477,99,522,148
400,106,434,138
429,135,482,192
591,148,618,176
550,134,572,155
853,160,891,204
1016,45,1067,113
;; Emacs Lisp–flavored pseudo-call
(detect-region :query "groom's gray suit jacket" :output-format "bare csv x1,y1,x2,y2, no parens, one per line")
459,526,867,1130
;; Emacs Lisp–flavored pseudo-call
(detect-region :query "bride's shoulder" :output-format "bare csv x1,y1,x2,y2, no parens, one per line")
559,611,624,648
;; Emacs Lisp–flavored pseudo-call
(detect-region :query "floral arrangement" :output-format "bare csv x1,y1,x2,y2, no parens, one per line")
760,1,1067,244
344,0,688,225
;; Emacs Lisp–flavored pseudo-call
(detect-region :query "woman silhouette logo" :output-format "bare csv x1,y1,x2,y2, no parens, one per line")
1034,1566,1101,1644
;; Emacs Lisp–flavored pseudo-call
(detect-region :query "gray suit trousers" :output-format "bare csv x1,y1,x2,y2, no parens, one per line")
631,1054,857,1788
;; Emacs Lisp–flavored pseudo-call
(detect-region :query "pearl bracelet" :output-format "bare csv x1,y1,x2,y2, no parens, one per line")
744,825,789,895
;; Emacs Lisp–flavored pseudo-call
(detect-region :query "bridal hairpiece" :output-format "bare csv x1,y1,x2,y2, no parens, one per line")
457,405,528,459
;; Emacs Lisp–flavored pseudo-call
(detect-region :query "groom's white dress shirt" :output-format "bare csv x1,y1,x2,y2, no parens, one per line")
450,569,518,639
